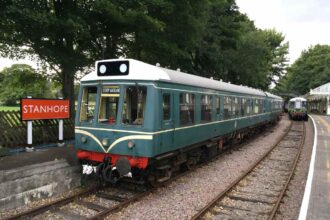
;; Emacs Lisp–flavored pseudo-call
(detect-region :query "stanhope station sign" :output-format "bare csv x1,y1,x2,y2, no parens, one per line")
21,98,70,121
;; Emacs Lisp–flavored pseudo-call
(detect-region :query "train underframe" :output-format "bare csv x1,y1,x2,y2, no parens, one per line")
77,118,279,186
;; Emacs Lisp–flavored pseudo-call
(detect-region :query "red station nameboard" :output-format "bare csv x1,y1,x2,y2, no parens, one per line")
21,99,70,121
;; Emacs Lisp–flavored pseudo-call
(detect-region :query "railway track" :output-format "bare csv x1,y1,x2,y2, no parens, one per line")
3,122,282,220
3,183,150,220
192,121,305,220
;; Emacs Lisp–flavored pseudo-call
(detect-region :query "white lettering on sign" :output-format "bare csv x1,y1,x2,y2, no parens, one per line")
22,105,69,113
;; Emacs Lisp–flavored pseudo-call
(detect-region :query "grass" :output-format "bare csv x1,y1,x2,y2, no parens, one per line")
0,106,20,111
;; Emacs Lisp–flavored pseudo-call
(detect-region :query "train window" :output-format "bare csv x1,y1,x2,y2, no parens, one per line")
232,97,240,117
201,95,212,122
122,86,147,125
245,99,252,115
180,93,195,126
241,98,246,116
223,97,231,119
254,99,259,114
80,86,97,123
216,97,220,115
163,94,171,120
98,94,119,125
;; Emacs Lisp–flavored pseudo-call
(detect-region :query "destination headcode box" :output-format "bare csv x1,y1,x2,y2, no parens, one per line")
21,98,70,121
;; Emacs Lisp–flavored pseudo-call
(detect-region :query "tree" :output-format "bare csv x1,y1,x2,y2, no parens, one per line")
0,64,51,105
275,44,330,95
0,0,163,116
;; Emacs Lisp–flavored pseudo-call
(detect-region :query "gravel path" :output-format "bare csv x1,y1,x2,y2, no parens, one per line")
107,116,292,220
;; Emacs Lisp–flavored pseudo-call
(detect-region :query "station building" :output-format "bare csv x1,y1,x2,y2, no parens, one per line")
304,82,330,115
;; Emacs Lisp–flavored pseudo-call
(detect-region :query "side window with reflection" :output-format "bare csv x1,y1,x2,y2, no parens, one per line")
223,97,231,119
122,86,147,125
201,95,212,122
216,96,220,116
163,94,171,120
80,86,97,123
180,93,195,126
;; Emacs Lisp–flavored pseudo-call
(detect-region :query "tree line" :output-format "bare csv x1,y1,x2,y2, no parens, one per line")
1,0,290,115
274,44,330,96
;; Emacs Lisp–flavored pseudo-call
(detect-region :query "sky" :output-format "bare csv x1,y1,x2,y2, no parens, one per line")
1,0,330,70
236,0,330,63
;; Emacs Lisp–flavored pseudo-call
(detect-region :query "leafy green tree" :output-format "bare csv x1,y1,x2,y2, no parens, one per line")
275,44,330,95
0,64,51,106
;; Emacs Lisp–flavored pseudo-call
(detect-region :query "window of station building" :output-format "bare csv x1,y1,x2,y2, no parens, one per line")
223,97,231,119
201,95,212,122
98,86,120,125
80,86,97,123
122,86,147,125
180,93,195,126
216,96,220,115
163,94,171,121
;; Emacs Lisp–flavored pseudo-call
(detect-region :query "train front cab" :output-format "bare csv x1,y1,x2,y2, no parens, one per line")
288,98,308,121
75,82,158,183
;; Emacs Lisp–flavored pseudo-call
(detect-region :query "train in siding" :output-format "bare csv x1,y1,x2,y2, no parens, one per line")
288,97,308,121
75,59,283,184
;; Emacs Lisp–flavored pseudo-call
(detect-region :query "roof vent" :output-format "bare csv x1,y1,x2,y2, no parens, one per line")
156,63,160,67
228,81,231,84
210,77,213,80
177,68,181,72
219,79,223,82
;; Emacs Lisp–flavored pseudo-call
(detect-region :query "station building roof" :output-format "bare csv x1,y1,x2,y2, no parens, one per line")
305,82,330,99
81,59,281,99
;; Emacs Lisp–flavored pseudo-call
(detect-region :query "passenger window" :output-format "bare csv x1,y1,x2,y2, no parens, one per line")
233,97,239,117
122,86,147,125
216,97,220,115
201,95,212,122
241,98,246,116
80,86,97,123
254,99,259,114
163,94,171,120
180,93,195,126
224,97,231,119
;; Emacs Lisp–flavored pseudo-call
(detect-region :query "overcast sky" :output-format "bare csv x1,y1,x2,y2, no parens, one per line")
1,0,330,70
236,0,330,63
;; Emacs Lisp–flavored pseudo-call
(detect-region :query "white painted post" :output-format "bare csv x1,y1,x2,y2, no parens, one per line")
26,96,34,152
58,97,64,146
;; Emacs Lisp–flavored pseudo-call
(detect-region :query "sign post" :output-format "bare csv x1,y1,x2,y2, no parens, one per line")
21,98,70,151
26,96,33,151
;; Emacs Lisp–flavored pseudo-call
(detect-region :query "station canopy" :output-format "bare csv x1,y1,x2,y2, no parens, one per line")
305,82,330,99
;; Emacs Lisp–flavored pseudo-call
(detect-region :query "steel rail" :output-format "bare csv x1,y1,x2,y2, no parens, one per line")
191,121,297,220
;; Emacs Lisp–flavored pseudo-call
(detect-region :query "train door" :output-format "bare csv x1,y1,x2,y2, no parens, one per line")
161,92,174,149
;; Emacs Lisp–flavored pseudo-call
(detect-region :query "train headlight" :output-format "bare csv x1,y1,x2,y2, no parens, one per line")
119,63,127,73
99,65,107,74
128,140,135,149
81,136,87,143
102,138,110,147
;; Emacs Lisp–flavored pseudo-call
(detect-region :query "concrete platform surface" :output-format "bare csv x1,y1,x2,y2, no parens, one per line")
0,145,81,212
299,115,330,220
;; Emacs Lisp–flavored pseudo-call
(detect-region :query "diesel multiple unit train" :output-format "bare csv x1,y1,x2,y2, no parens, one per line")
75,59,283,184
288,97,308,121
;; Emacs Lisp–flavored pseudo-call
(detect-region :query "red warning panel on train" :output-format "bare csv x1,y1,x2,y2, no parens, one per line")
21,98,70,121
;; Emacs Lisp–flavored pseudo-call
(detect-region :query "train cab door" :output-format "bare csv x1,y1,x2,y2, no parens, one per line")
161,92,174,150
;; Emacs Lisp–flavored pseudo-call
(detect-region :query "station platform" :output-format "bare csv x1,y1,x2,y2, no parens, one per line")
0,143,79,171
0,144,81,212
299,115,330,220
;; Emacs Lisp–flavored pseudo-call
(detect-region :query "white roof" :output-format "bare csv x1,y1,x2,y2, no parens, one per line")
289,97,307,102
81,59,279,98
